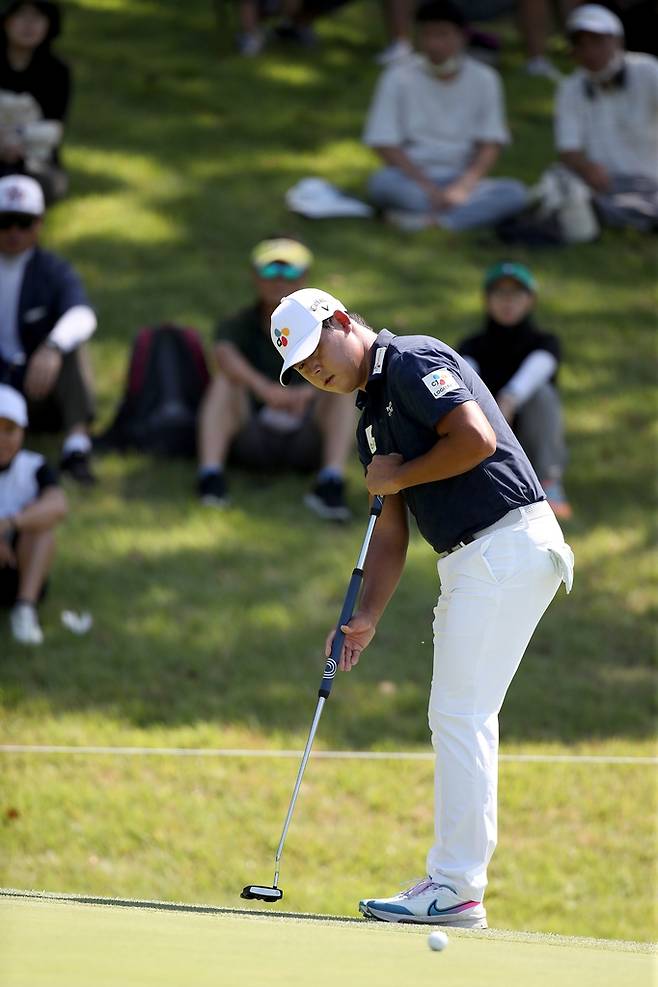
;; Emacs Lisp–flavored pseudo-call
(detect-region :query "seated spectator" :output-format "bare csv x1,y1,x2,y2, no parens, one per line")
363,0,527,232
0,384,67,644
0,174,98,484
555,4,658,232
197,235,355,520
0,1,70,203
459,261,572,519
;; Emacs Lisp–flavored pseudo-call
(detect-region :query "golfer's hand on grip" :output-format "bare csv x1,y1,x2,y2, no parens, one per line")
325,610,376,672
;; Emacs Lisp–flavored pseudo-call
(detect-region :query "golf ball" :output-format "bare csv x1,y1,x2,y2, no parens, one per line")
427,930,449,952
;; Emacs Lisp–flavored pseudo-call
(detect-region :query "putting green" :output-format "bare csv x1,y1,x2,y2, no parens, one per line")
1,892,655,987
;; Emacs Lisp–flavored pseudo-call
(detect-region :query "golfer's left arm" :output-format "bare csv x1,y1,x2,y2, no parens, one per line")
365,401,495,496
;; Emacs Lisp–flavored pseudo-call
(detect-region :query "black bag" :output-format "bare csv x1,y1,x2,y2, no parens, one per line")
96,325,210,457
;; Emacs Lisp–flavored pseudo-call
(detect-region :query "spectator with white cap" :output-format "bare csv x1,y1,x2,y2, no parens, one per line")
0,383,67,644
0,173,98,483
555,3,658,231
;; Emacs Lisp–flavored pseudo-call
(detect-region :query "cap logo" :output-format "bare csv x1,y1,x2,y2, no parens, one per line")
274,327,290,348
7,185,24,203
309,298,330,314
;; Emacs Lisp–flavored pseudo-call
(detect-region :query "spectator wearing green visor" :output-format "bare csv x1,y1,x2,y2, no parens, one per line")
458,261,572,519
196,235,355,520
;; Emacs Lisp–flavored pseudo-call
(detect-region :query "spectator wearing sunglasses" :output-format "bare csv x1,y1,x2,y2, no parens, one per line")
0,174,97,484
196,235,355,520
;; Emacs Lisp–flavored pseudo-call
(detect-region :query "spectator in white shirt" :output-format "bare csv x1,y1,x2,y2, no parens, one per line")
0,174,97,483
555,3,658,232
0,384,67,645
362,0,527,232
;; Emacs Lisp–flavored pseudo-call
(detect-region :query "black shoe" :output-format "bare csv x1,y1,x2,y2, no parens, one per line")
60,450,97,486
198,471,229,507
304,477,351,522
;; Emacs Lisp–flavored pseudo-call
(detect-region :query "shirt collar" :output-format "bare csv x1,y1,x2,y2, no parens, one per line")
356,329,395,409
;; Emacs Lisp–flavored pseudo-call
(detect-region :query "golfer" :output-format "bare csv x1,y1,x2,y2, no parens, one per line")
270,288,574,928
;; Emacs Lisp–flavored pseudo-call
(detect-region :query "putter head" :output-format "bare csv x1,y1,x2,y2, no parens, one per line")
241,884,284,903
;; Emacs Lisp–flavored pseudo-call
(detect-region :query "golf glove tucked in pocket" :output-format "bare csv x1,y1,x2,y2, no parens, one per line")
548,542,574,594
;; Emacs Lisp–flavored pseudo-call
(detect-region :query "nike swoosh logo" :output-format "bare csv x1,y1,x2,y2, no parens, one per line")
427,900,471,916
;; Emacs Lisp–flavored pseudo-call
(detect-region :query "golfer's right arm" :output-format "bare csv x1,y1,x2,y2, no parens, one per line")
327,493,409,671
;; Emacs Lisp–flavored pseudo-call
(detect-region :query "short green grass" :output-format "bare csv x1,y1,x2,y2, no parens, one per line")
2,896,655,987
0,0,656,945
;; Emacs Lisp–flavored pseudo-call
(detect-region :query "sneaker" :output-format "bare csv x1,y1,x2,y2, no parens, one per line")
359,878,487,928
304,477,351,522
273,22,317,47
60,450,97,486
236,31,265,57
376,38,413,65
542,479,573,521
384,210,436,233
198,471,229,508
10,602,44,646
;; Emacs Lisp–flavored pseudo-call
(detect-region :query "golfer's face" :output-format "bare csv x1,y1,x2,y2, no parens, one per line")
295,326,357,394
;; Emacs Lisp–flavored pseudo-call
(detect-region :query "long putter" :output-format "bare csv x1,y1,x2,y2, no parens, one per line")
242,494,384,903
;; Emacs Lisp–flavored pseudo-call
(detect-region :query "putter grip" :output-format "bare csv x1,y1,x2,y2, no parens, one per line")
318,568,363,698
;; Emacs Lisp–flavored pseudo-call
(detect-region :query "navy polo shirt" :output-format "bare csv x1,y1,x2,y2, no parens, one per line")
356,330,544,554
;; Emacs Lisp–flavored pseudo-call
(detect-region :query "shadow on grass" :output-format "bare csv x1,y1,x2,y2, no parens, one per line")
0,476,654,746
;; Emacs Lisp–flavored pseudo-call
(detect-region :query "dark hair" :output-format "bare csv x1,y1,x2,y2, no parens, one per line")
1,1,61,43
415,0,467,28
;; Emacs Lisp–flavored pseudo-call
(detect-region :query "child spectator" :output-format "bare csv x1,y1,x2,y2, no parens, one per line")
0,174,98,484
362,0,527,231
0,383,67,644
0,1,70,203
459,261,572,519
196,235,355,520
555,3,658,232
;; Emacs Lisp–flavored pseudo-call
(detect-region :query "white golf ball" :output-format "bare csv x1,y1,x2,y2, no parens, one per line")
427,929,449,951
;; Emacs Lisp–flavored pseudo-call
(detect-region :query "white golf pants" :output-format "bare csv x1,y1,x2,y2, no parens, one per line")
426,502,573,902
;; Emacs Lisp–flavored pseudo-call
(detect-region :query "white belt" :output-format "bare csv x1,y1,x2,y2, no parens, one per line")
441,501,552,558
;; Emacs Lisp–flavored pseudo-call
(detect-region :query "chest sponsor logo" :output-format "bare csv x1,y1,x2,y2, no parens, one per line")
421,367,459,399
365,424,377,454
386,401,393,417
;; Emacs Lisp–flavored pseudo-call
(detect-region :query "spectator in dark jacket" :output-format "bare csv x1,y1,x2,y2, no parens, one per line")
0,174,97,484
459,261,572,519
0,0,70,202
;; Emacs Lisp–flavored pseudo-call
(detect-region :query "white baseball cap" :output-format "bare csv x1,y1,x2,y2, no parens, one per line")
567,4,624,37
0,385,28,427
271,287,347,385
0,174,45,217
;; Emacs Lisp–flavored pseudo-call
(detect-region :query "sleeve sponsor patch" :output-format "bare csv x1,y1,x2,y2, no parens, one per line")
421,367,460,399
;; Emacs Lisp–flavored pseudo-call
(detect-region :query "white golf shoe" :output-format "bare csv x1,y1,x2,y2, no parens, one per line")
359,878,487,928
10,602,44,645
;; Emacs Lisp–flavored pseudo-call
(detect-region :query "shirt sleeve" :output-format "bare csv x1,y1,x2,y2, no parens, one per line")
388,349,474,429
35,461,59,493
363,67,404,148
555,76,584,152
52,258,90,320
475,67,510,145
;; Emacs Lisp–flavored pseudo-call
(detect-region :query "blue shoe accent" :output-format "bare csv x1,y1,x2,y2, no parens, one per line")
364,901,412,916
